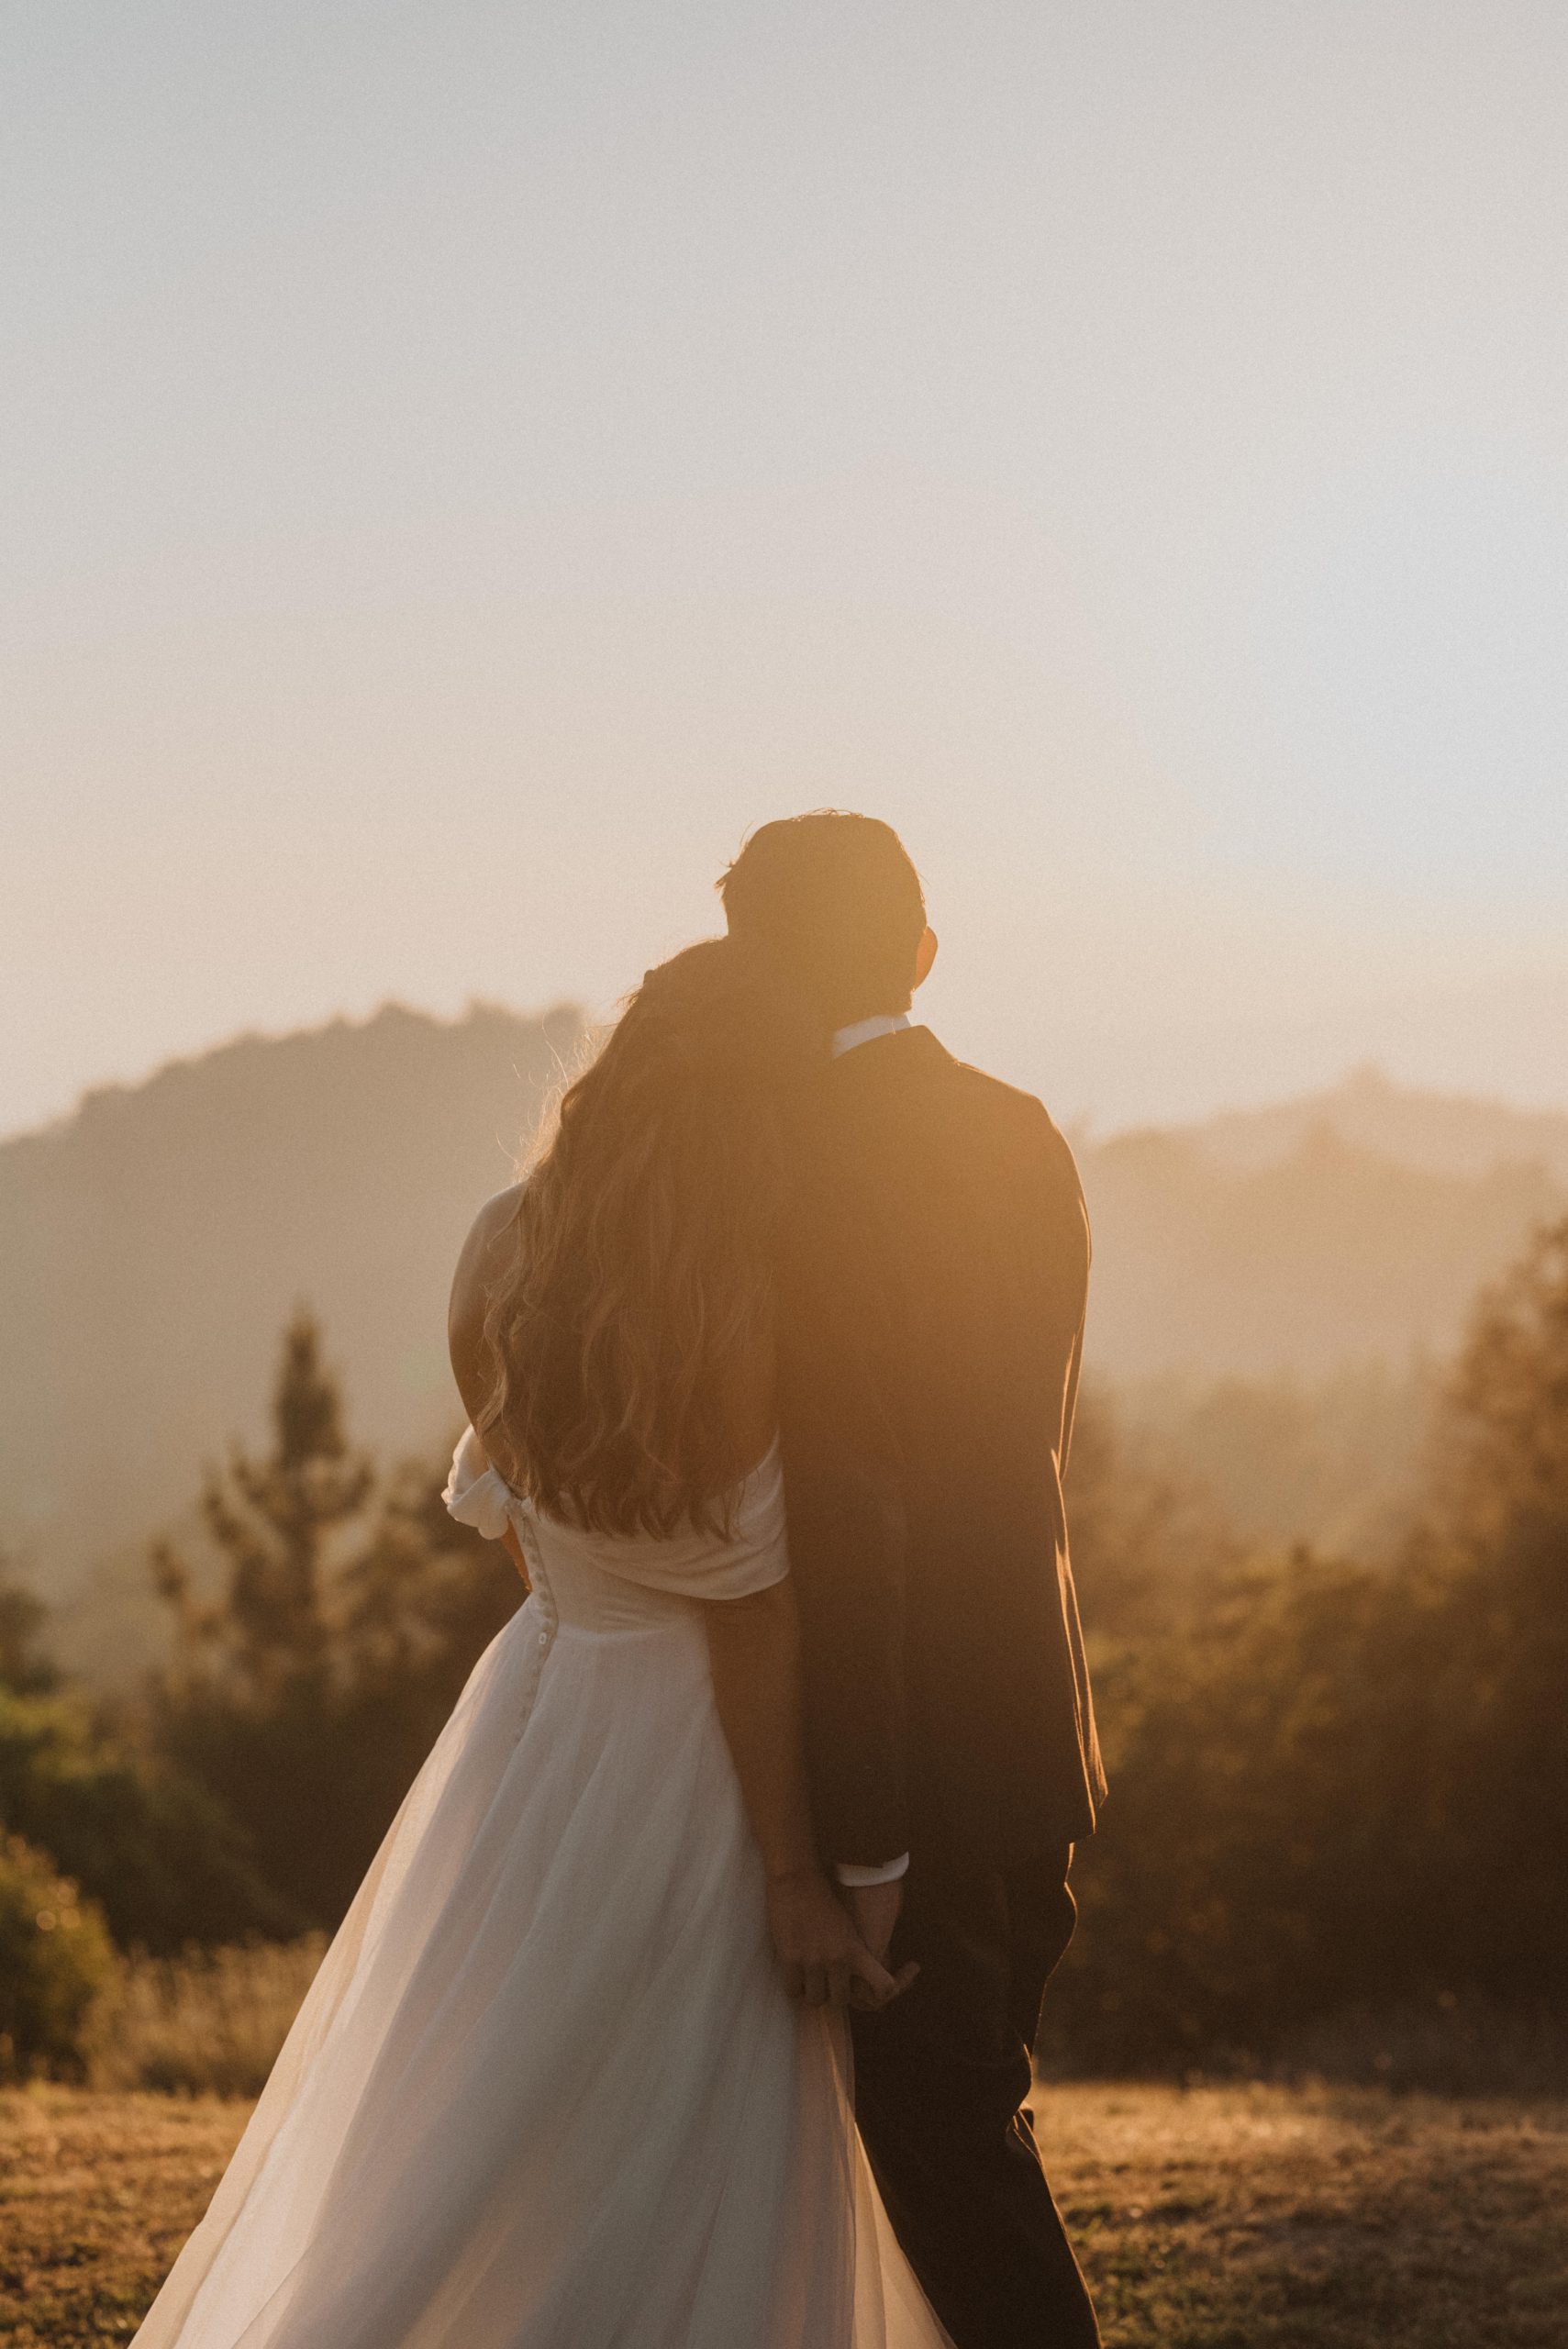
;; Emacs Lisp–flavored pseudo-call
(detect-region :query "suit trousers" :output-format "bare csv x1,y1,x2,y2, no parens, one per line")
850,1842,1101,2349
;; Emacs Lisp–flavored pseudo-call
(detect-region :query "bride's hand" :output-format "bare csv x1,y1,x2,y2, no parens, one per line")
764,1867,919,2009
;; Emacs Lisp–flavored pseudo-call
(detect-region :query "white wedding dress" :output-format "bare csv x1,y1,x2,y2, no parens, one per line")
133,1430,951,2349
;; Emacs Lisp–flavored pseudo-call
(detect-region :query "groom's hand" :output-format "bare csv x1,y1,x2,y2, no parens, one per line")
843,1879,903,1965
765,1867,917,2009
843,1881,914,2010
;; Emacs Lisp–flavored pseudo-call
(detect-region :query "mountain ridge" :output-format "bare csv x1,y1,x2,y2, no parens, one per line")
1174,1062,1568,1184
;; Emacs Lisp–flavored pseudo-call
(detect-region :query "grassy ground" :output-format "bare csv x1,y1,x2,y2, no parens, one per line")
1,2081,1563,2346
1041,2081,1568,2348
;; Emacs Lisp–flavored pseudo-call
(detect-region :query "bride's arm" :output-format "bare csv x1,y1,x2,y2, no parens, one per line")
704,1579,916,2011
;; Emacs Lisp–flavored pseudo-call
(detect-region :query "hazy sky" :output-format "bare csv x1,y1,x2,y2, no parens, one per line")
6,0,1566,1135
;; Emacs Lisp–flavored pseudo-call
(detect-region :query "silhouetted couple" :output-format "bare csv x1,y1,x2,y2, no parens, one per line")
133,812,1104,2349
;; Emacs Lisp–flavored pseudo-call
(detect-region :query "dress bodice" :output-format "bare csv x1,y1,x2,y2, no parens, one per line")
442,1426,790,1637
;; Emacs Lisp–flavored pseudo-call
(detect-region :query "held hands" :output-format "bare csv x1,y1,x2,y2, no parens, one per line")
764,1867,919,2011
842,1879,903,1967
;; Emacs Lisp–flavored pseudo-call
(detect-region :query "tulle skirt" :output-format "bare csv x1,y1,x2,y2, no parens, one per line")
132,1597,949,2348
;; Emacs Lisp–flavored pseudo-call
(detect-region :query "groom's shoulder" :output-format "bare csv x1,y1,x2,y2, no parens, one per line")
935,1048,1082,1185
806,1029,1081,1197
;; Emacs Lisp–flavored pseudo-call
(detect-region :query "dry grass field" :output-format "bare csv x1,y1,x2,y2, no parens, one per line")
0,2080,1563,2347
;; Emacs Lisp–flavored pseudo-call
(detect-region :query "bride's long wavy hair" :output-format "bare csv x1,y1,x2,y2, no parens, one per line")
476,939,815,1538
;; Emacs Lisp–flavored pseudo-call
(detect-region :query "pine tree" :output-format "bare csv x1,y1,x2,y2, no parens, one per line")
153,1310,373,1700
1430,1213,1568,1555
150,1310,376,1922
150,1311,517,1927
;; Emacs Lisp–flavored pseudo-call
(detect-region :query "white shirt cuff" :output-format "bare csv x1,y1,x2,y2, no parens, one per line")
834,1854,910,1887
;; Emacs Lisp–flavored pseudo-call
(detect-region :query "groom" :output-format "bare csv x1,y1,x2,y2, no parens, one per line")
721,813,1105,2349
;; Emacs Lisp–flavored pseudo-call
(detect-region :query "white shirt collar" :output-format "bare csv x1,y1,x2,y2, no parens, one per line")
830,1012,912,1059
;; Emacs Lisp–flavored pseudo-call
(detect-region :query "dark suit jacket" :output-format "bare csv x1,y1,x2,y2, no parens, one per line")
774,1025,1105,1874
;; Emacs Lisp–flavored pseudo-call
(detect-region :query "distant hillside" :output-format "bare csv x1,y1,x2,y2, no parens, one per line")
1084,1120,1562,1381
1183,1063,1568,1184
0,1003,582,1610
2,1009,1563,1623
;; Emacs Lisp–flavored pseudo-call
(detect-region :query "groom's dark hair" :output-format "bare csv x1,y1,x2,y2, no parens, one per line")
718,811,927,1026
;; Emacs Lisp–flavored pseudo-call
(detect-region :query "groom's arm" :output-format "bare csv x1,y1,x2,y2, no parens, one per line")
774,1174,912,1876
779,1433,911,1870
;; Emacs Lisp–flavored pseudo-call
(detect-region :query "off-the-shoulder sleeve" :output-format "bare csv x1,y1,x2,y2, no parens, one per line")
442,1431,790,1598
442,1426,520,1542
582,1450,790,1601
596,1530,789,1602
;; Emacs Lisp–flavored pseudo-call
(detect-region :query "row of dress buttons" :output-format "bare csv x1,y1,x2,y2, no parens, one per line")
517,1510,556,1663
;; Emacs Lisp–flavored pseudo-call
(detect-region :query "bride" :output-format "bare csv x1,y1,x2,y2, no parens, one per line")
132,937,951,2349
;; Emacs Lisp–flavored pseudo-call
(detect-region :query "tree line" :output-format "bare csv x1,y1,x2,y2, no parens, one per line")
3,1222,1566,2079
1050,1216,1568,2073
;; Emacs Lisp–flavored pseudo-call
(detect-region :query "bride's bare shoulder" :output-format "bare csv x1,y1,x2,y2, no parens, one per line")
448,1186,527,1384
456,1183,526,1271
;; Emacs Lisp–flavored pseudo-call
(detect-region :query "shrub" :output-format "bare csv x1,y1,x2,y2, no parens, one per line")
1277,1991,1568,2099
0,1687,293,1953
0,1832,116,2078
83,1933,328,2098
